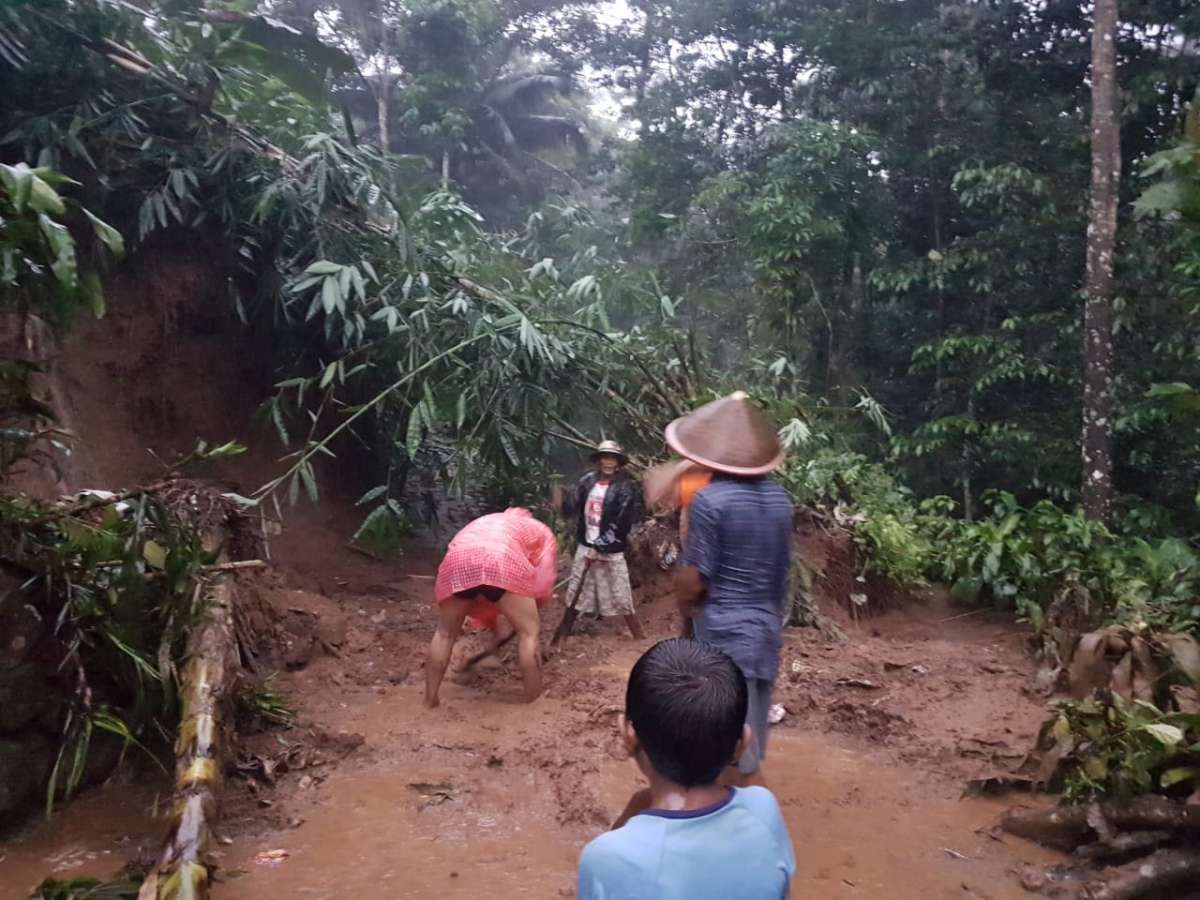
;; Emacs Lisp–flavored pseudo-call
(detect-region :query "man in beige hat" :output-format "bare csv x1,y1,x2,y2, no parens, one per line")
553,440,646,640
668,392,793,782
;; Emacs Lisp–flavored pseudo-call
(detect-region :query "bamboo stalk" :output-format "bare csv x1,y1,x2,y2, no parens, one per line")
254,333,491,503
139,532,239,900
200,559,265,573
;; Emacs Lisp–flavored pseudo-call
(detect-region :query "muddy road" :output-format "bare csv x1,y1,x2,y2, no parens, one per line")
1,539,1062,899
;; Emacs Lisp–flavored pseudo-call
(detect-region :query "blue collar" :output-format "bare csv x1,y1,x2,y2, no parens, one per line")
638,787,735,820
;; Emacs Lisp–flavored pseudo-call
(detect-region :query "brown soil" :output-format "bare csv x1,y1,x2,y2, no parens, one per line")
0,251,1064,898
0,538,1062,899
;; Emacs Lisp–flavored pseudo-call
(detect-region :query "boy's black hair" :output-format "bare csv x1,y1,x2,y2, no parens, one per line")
625,638,748,787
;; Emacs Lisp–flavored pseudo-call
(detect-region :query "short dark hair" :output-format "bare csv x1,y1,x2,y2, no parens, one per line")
625,639,748,787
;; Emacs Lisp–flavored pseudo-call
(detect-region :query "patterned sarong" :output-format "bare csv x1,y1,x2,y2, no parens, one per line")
565,545,634,617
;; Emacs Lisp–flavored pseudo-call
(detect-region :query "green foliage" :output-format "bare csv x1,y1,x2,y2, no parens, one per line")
1,0,1198,669
743,122,893,377
939,493,1113,625
238,674,296,728
1041,694,1200,803
352,495,412,558
0,488,223,812
324,0,590,219
29,877,141,900
0,160,122,477
603,0,1199,527
777,448,941,588
1107,538,1200,635
783,456,1200,637
931,493,1200,635
0,163,122,320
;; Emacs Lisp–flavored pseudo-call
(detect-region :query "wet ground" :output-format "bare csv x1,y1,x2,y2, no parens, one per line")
0,547,1064,899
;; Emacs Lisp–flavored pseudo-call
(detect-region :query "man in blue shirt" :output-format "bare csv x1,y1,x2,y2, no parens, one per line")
577,639,795,900
667,392,793,780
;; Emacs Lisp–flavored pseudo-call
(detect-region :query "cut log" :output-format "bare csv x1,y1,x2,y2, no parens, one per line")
1001,796,1200,851
1080,848,1200,900
1074,830,1174,861
139,532,239,900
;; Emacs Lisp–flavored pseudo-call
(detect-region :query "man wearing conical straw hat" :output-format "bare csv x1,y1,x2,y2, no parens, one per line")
668,391,793,783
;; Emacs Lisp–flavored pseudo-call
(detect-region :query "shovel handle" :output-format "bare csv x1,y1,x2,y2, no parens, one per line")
551,556,595,645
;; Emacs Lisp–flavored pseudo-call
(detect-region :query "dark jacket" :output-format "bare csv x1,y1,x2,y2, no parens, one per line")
564,470,642,554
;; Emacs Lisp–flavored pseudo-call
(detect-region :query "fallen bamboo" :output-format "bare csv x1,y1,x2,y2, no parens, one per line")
139,531,239,900
140,559,267,582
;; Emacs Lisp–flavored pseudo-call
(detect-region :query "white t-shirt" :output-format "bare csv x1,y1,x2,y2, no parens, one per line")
584,479,610,545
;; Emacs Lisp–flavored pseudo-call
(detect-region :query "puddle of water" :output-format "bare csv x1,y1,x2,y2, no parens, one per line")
0,781,167,900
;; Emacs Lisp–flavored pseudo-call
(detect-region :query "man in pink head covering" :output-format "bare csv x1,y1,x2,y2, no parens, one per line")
425,508,557,708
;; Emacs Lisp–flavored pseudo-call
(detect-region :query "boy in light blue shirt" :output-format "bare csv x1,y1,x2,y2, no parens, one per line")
578,639,796,900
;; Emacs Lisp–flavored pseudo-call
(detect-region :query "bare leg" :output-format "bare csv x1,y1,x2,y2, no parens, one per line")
624,613,645,640
425,596,471,708
497,592,543,702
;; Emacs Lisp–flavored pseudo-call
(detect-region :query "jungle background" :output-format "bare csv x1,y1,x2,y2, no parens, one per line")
1,0,1200,897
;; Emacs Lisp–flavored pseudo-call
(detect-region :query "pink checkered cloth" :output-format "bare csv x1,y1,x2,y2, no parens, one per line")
434,509,557,627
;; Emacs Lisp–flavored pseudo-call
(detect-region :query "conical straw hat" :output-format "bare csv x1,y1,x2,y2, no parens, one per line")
664,392,785,476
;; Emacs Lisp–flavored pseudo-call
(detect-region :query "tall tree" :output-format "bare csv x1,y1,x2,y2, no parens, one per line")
1081,0,1121,521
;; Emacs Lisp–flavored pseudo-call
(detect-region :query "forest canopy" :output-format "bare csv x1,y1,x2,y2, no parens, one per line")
0,0,1198,630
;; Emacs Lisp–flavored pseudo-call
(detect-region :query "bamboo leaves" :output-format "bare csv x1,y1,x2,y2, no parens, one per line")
285,460,319,505
406,396,435,460
1,162,121,320
30,876,142,899
299,460,319,503
293,260,371,327
4,482,240,815
38,214,77,289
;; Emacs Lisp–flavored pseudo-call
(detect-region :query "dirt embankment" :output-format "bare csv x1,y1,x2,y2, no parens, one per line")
0,243,370,827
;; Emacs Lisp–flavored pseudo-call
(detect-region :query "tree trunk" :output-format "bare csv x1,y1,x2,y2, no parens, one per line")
138,532,238,900
376,73,391,152
1081,0,1120,522
1001,795,1200,851
376,15,392,153
1081,849,1200,900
